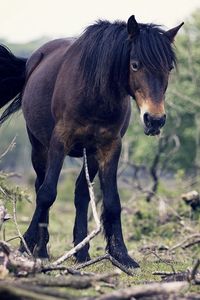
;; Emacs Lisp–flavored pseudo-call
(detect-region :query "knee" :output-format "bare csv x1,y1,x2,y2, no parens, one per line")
36,184,57,209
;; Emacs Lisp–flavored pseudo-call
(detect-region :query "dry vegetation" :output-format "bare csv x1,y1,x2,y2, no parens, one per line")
0,154,199,300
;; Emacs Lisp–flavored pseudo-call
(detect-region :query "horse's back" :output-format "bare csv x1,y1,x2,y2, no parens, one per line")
22,38,75,145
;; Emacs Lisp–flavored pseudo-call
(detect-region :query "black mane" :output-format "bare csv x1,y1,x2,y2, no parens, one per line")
133,23,176,72
73,20,176,100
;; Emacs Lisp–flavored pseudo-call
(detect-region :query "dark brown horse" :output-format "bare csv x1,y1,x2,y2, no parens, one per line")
0,16,183,268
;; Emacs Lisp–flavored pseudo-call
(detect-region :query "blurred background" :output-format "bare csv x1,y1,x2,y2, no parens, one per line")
1,0,200,192
0,1,200,275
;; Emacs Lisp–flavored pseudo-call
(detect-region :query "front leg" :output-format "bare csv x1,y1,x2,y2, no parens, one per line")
97,138,139,268
73,155,98,262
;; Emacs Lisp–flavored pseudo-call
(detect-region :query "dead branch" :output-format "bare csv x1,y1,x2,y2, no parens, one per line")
41,264,95,276
0,282,72,300
75,254,109,270
12,196,33,257
153,271,189,282
0,241,41,276
146,250,176,274
20,272,118,289
49,148,101,267
0,136,16,161
170,234,200,251
189,259,200,284
153,260,200,284
183,239,200,249
0,182,32,257
75,253,135,276
96,281,188,300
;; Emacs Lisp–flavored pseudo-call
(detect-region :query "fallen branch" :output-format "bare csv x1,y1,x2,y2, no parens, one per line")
20,272,118,289
146,250,176,274
95,281,188,300
152,270,189,282
0,241,41,276
0,282,71,300
41,264,95,276
12,196,33,257
189,259,200,284
170,234,200,251
75,253,135,276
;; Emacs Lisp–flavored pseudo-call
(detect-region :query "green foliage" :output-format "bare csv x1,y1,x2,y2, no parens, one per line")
0,172,30,203
0,37,50,57
0,114,31,172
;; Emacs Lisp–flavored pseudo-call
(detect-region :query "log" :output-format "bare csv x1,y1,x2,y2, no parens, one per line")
20,272,118,289
0,282,73,300
95,281,188,300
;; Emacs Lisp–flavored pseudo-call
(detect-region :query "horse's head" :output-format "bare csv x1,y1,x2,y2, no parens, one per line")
127,16,183,136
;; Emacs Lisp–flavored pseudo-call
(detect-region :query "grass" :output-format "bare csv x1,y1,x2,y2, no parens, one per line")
1,173,200,298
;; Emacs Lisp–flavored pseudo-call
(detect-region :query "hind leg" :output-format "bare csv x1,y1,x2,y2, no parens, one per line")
73,155,98,262
20,128,48,255
20,130,65,258
28,128,47,193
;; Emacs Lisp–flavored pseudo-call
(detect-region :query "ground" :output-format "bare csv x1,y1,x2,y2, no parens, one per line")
0,170,200,299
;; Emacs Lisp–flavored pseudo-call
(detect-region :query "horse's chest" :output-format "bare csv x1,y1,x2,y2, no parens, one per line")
68,125,118,157
79,125,117,146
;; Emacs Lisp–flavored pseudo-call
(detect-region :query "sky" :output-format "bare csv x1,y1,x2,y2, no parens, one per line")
0,0,200,43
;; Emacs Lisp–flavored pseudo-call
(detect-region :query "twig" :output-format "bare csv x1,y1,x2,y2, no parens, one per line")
108,254,135,276
49,148,101,266
6,235,20,243
183,239,200,249
0,184,33,257
147,251,176,274
152,271,178,276
12,197,32,257
189,259,200,284
75,253,135,276
75,254,109,270
0,136,16,161
41,265,94,276
170,234,200,251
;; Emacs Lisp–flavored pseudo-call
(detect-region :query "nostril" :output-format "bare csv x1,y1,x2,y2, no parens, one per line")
160,114,166,128
143,112,151,127
143,113,166,129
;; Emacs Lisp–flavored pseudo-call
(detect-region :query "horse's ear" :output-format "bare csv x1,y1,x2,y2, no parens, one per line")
164,22,184,42
127,15,139,39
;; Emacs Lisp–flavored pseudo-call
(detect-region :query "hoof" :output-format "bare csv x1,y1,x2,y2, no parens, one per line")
34,248,49,259
109,252,140,269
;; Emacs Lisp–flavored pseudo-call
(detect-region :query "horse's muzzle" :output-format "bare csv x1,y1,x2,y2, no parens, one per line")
143,113,166,136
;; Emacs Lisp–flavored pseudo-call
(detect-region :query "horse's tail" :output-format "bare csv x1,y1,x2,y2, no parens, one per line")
0,44,27,125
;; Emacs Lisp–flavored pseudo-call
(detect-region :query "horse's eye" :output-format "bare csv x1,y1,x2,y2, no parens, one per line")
169,65,174,71
131,60,140,72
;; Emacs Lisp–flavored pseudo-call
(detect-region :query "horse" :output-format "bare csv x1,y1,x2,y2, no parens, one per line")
0,15,183,268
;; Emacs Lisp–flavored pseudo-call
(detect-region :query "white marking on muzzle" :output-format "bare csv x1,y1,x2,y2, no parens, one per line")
139,106,147,126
